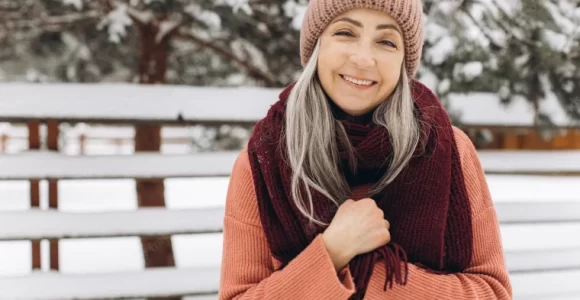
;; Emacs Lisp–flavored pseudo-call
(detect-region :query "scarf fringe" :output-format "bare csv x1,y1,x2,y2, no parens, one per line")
381,243,409,291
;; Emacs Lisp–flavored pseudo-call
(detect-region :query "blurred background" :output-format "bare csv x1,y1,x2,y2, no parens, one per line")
0,0,579,299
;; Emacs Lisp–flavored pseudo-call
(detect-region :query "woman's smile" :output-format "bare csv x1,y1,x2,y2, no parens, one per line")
339,74,378,90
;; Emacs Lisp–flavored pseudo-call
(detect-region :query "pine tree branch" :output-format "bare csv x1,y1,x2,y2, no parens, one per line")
176,28,282,87
0,10,101,31
472,0,536,48
459,7,504,49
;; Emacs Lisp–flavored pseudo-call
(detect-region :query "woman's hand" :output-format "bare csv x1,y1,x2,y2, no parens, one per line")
322,198,391,272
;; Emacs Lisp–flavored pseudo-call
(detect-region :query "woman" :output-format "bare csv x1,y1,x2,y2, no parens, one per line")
218,0,512,299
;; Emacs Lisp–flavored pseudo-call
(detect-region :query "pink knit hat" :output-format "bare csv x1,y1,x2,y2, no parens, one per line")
300,0,424,78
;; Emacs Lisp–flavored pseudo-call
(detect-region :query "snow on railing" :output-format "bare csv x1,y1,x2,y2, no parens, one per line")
0,208,224,240
479,150,580,175
0,151,239,180
0,83,279,125
0,267,220,300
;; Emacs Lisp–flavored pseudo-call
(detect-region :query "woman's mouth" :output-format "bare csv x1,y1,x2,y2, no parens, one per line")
340,74,377,89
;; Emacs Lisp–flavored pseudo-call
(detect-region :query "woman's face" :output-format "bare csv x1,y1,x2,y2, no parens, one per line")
317,8,405,116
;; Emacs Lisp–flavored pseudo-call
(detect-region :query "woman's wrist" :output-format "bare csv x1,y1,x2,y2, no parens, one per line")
322,232,353,272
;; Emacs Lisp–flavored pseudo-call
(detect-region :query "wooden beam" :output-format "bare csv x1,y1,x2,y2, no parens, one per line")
0,151,239,180
0,267,219,299
27,121,41,270
0,208,224,240
47,120,59,271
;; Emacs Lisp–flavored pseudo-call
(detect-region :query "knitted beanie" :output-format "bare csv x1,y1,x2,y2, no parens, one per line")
300,0,424,78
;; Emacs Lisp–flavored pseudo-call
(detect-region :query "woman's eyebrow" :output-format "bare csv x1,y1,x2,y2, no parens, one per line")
376,23,402,36
332,17,402,36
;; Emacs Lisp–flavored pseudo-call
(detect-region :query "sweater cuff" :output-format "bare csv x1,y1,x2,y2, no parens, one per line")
292,234,356,299
338,265,356,291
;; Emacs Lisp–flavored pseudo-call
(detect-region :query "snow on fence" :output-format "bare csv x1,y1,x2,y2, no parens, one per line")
0,208,224,240
0,267,220,299
0,151,239,180
0,83,579,299
0,83,280,126
479,150,580,175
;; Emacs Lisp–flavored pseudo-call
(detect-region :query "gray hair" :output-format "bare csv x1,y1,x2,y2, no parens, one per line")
285,40,421,226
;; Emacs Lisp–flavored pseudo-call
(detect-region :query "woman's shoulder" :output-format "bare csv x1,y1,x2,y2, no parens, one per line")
224,146,263,227
451,126,477,159
451,126,494,213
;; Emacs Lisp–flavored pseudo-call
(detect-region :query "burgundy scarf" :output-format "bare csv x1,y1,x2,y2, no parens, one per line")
247,80,473,299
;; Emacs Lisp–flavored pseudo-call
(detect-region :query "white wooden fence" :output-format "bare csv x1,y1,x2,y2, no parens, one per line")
0,84,579,299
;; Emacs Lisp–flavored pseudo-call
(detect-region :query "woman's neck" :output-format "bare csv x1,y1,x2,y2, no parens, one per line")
327,98,375,125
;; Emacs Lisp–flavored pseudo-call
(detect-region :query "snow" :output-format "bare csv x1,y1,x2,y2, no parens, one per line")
477,150,580,174
283,0,308,31
62,0,83,10
0,151,239,180
0,267,219,299
97,4,134,44
486,174,580,203
0,83,279,124
543,29,569,52
185,4,221,31
2,82,575,128
0,208,224,240
447,92,578,126
506,248,580,273
425,35,455,65
458,61,483,80
156,20,181,43
0,177,227,277
510,270,580,299
495,202,580,223
501,223,580,252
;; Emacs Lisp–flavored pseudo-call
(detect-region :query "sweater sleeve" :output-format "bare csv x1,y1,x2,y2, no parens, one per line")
362,127,513,300
218,147,356,300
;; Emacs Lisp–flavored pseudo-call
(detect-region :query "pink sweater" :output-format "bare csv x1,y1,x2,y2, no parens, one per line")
218,127,512,299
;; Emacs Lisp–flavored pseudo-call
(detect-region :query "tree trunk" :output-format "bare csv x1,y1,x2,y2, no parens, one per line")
135,19,178,300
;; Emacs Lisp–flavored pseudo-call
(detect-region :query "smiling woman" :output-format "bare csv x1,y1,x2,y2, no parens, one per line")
218,1,512,300
317,9,405,117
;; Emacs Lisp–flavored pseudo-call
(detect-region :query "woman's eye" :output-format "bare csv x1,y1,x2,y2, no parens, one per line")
379,40,397,48
334,31,354,37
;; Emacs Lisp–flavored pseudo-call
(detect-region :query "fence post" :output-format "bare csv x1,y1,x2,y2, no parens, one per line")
79,133,86,155
1,134,7,153
27,122,41,270
47,120,60,271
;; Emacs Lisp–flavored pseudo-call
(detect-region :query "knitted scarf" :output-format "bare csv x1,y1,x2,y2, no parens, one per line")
247,80,473,299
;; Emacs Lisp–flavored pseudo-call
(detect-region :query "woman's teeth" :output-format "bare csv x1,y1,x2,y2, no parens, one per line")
341,75,375,86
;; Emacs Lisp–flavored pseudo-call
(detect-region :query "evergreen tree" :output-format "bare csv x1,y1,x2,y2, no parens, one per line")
420,0,580,126
0,0,307,86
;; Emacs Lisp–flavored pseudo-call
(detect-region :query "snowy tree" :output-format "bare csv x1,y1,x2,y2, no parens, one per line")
419,0,580,126
0,0,309,86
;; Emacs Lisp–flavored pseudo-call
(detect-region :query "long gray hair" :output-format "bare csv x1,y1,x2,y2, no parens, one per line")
284,40,421,226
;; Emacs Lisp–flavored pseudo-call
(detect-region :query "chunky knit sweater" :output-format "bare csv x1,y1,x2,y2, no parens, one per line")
218,127,513,300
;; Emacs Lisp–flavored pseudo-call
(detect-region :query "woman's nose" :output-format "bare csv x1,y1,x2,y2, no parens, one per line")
348,43,376,69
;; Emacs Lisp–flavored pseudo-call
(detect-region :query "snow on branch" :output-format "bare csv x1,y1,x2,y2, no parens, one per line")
97,3,133,43
156,19,181,43
61,0,84,10
0,10,101,31
107,0,153,25
176,28,282,86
